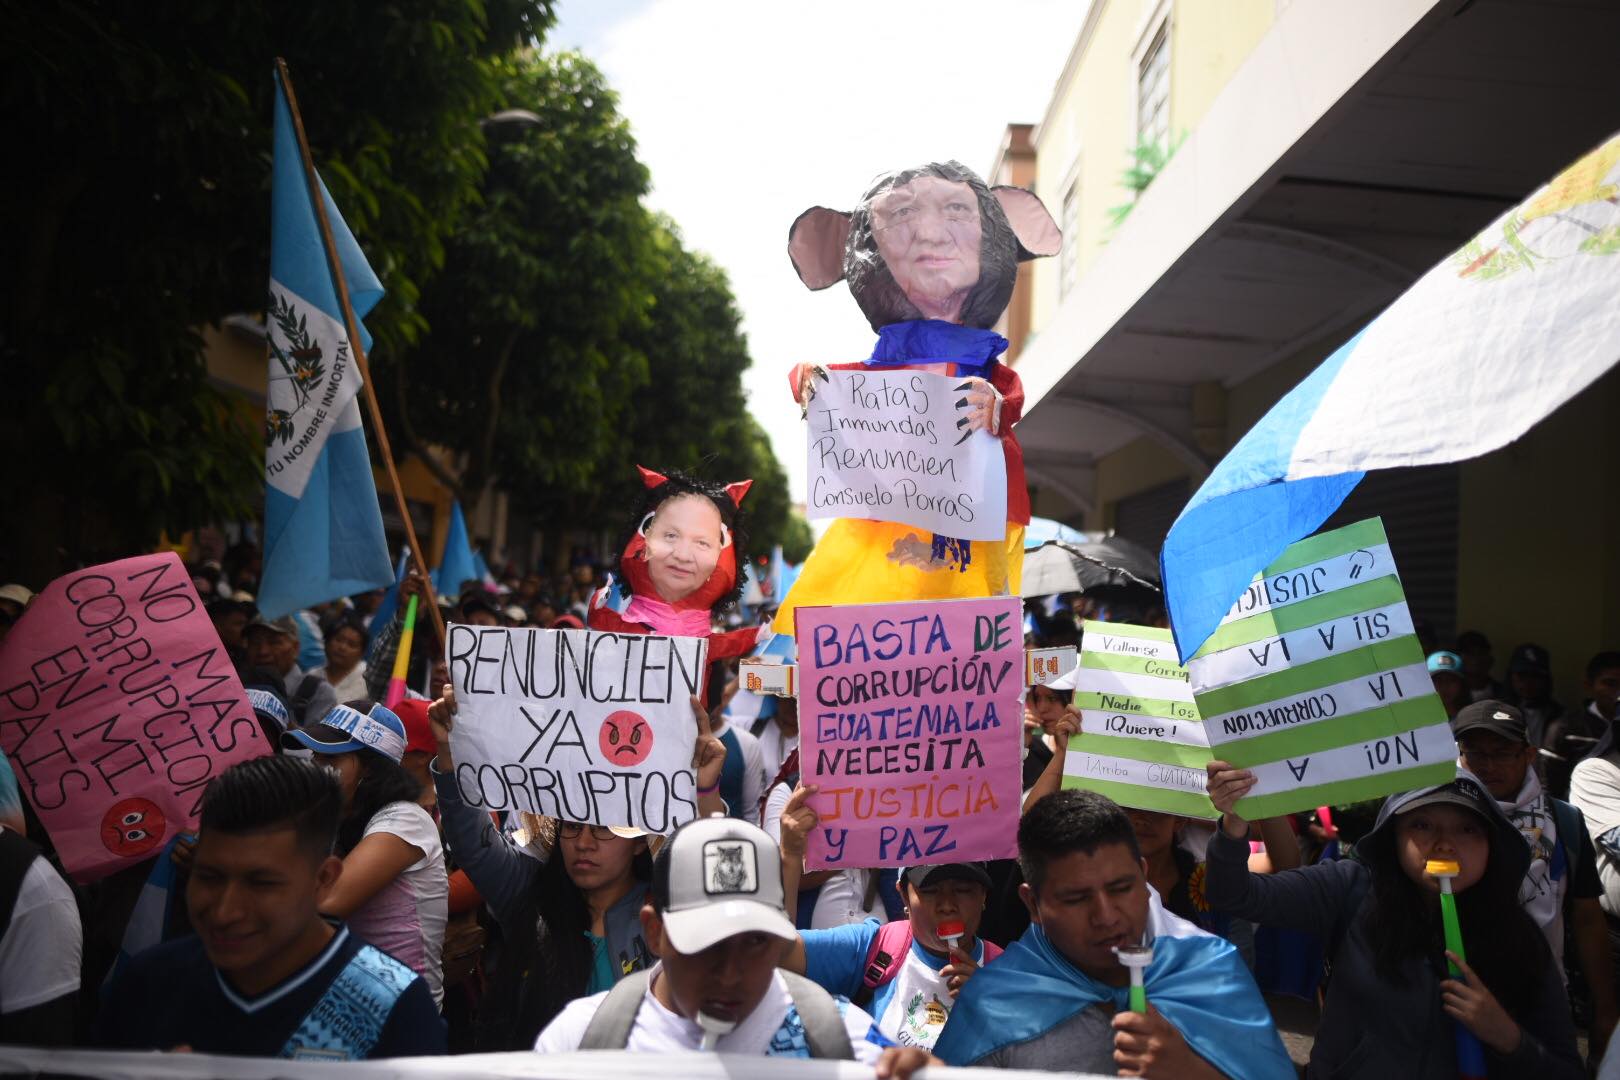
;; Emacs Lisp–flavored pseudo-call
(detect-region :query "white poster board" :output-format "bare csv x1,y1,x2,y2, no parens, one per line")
804,369,1007,541
445,624,707,834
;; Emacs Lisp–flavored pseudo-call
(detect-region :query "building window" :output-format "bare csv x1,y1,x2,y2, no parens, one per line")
1059,177,1081,298
1136,20,1170,150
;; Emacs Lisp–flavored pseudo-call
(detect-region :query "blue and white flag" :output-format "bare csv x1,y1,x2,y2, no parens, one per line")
431,501,479,599
259,73,395,618
1163,131,1620,661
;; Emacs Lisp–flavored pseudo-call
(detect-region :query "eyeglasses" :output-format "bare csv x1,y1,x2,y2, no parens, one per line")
558,822,622,841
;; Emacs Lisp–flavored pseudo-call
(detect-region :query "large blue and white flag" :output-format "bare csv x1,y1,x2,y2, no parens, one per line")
258,73,395,618
1163,131,1620,662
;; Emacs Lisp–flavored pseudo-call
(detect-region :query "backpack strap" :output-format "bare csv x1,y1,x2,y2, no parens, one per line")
862,920,914,991
578,969,652,1050
1551,798,1587,887
779,970,855,1060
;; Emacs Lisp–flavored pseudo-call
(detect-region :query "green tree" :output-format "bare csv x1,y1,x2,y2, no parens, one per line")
384,50,656,518
388,57,810,562
1,0,551,582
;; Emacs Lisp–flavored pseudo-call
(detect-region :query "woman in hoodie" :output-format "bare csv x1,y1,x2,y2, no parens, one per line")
1204,765,1581,1079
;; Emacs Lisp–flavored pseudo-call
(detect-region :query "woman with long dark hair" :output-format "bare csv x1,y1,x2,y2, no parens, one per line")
424,691,728,1048
1204,765,1580,1078
282,700,448,1009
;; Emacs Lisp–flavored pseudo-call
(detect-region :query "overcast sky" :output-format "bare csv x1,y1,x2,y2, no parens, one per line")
548,1,1085,502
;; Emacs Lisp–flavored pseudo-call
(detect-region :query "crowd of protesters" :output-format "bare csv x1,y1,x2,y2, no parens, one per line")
2,551,1620,1077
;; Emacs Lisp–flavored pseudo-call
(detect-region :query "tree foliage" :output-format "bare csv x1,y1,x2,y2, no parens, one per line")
387,54,811,559
2,5,808,582
1,0,553,580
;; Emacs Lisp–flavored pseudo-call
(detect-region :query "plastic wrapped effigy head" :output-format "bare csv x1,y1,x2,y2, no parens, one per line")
788,160,1061,332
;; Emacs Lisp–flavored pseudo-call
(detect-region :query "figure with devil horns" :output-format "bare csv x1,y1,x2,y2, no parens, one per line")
587,466,764,667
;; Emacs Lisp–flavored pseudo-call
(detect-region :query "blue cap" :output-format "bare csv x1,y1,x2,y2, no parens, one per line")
281,703,407,763
1427,650,1464,676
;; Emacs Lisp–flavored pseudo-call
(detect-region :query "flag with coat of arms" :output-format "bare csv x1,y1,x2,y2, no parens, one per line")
258,71,395,618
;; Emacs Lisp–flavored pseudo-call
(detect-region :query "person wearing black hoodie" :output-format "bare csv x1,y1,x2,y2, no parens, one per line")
1204,765,1581,1080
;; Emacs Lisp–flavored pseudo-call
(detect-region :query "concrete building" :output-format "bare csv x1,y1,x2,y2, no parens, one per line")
1002,0,1620,707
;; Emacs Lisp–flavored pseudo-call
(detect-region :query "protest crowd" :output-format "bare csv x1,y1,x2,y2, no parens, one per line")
4,549,1620,1077
3,27,1620,1080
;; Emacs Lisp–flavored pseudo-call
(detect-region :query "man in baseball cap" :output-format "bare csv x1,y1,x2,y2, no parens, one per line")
1428,650,1469,719
1506,643,1565,748
244,614,304,696
280,702,408,764
535,814,930,1076
1453,699,1615,1045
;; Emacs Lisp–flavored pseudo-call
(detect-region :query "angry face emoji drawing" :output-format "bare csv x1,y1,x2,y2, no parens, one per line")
101,797,166,858
598,711,653,767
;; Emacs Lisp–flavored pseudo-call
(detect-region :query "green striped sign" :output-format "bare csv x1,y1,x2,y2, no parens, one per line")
1066,620,1218,818
1188,518,1458,820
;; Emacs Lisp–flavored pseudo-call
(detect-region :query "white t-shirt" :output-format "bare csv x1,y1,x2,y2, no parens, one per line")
1572,754,1620,916
712,717,766,822
763,783,884,929
757,723,799,781
312,662,368,703
0,835,82,1014
535,968,886,1063
879,943,961,1049
346,801,448,1007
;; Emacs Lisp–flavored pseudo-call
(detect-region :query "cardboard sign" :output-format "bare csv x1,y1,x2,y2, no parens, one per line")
1188,518,1456,819
1026,647,1078,686
445,624,707,834
796,597,1023,869
741,662,796,698
1064,622,1216,818
0,554,271,882
804,370,1008,541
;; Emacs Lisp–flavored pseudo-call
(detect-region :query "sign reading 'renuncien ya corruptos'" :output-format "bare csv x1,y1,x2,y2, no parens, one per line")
446,624,707,835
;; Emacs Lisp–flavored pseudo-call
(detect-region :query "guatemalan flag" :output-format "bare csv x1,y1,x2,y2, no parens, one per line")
258,73,395,619
1163,130,1620,662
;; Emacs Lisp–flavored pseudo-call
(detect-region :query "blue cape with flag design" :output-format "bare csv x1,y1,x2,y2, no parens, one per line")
932,894,1293,1078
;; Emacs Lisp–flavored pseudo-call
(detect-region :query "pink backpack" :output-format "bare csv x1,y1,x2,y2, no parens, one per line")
859,920,1003,1000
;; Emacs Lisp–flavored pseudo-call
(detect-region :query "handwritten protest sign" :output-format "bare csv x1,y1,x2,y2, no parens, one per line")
1064,622,1216,818
804,370,1008,541
445,624,707,834
0,554,271,882
1187,518,1456,819
796,597,1023,869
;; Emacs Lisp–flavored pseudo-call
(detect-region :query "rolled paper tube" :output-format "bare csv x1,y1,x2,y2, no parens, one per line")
385,594,418,710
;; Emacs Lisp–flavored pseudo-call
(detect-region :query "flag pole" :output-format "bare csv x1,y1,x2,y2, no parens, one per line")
273,57,447,652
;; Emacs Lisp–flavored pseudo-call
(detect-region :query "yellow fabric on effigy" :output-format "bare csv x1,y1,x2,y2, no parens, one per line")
773,519,1025,635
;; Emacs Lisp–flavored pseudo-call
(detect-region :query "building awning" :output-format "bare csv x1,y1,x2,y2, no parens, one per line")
1015,0,1620,520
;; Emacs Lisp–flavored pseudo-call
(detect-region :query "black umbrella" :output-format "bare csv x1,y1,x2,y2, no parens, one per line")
1019,537,1161,598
